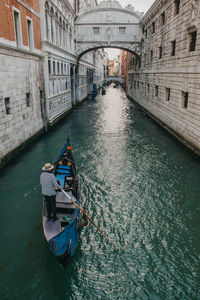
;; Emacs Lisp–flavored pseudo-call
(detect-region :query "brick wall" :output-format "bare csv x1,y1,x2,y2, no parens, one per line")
0,0,41,50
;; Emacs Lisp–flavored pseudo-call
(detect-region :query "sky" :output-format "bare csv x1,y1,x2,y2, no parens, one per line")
104,0,155,59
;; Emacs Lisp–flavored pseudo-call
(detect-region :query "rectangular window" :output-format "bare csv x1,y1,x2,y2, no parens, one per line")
27,18,34,50
189,30,197,52
26,92,31,107
61,63,63,74
48,59,51,74
40,90,43,100
147,84,150,94
93,27,99,35
166,88,170,101
171,40,176,56
4,97,11,114
13,9,22,47
57,62,60,74
159,46,162,59
53,61,56,74
155,85,158,97
182,91,188,108
151,50,153,61
65,80,68,90
145,28,147,39
174,0,180,15
152,21,155,34
119,27,126,34
161,12,165,25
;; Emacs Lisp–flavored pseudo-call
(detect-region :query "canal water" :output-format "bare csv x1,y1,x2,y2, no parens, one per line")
0,86,200,300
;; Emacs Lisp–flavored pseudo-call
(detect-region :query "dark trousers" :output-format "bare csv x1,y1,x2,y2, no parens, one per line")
44,195,56,219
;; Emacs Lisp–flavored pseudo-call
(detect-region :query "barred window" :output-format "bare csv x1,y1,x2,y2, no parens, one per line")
119,27,126,34
93,27,99,35
171,40,176,56
5,97,11,114
152,21,155,33
161,12,165,25
159,46,162,59
174,0,180,15
182,91,188,108
189,31,197,52
166,88,170,101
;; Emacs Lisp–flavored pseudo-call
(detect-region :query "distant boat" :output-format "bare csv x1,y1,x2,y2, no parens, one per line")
42,139,87,267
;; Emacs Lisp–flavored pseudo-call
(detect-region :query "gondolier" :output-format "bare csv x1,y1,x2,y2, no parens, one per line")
40,163,61,221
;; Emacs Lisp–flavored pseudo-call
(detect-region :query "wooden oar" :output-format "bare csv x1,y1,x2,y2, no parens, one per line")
61,188,119,253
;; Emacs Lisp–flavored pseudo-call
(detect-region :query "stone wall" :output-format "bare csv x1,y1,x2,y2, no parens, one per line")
0,47,44,161
127,0,200,153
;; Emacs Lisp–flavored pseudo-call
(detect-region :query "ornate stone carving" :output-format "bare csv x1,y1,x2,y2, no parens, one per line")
191,0,200,20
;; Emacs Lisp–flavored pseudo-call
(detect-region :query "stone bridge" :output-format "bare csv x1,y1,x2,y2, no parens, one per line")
104,76,124,83
75,0,143,59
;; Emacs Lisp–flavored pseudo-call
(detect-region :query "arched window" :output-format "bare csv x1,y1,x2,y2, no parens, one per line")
50,7,54,43
63,21,66,48
59,17,62,48
55,12,59,46
45,2,49,41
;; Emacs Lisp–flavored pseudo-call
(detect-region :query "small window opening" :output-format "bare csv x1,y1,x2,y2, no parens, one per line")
119,27,126,34
5,97,11,114
171,40,176,56
48,59,51,74
53,61,56,74
166,88,170,101
182,91,188,108
161,12,165,25
189,30,197,52
174,0,180,15
155,85,158,97
151,50,153,61
57,62,60,74
145,28,147,39
26,92,31,107
93,27,99,35
152,21,155,33
159,46,162,59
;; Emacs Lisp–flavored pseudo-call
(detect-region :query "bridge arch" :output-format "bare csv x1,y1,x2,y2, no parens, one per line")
75,0,143,59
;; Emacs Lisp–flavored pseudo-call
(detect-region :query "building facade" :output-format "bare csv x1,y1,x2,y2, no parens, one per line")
127,0,200,153
0,0,44,163
0,0,105,164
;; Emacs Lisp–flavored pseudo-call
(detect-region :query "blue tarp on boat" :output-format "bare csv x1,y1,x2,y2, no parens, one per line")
48,207,79,257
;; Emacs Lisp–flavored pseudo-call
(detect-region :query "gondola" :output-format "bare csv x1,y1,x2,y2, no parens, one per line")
42,139,86,267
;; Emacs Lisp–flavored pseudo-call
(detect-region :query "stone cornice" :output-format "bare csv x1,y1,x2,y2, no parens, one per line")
0,42,43,59
141,0,169,25
16,0,40,18
76,22,140,26
76,7,141,23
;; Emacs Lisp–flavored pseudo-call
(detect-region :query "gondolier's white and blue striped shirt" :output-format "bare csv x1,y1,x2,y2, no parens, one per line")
40,172,61,196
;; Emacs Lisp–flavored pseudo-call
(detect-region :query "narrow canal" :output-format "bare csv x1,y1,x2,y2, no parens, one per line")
0,85,200,300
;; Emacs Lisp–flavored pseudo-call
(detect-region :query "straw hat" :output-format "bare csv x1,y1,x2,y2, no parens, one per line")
42,163,54,171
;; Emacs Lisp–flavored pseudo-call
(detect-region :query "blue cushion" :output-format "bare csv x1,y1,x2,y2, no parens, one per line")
56,174,65,187
58,165,71,170
57,170,71,175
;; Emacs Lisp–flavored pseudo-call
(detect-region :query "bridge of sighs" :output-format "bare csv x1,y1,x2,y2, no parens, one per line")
75,0,144,59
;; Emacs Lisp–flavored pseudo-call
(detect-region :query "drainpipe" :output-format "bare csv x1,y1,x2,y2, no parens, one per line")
40,98,48,132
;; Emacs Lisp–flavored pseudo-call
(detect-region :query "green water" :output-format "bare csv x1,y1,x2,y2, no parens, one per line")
0,86,200,300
